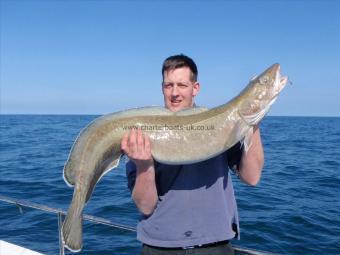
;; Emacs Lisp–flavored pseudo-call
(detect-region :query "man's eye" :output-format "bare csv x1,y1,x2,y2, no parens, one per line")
163,84,172,89
178,83,188,88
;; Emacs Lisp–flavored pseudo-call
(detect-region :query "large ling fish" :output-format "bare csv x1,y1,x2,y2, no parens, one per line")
62,63,288,252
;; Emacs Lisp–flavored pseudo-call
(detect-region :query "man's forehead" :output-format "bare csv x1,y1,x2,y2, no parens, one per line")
163,67,193,82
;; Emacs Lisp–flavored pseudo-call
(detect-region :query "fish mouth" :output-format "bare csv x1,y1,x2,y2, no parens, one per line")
273,64,288,97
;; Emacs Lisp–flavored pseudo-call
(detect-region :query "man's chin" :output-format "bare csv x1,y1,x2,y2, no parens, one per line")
169,104,184,112
166,102,192,112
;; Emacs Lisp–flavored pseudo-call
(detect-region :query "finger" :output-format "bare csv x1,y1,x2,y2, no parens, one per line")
128,128,137,155
137,128,144,154
144,133,151,157
121,132,129,153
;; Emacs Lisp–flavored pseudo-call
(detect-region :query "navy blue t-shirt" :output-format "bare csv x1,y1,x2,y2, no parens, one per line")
126,142,242,248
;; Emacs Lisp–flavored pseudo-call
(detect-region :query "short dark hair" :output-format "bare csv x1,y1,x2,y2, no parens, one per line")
162,54,198,82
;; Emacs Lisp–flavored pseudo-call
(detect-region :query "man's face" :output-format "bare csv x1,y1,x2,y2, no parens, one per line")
162,67,200,112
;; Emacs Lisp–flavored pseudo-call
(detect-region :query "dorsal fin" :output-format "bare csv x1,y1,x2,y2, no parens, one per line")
100,106,174,120
175,107,209,116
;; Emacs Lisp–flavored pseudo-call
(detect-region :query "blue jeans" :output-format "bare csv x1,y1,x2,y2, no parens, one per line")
140,241,235,255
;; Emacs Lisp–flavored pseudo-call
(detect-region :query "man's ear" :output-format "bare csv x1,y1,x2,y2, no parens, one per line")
192,82,200,96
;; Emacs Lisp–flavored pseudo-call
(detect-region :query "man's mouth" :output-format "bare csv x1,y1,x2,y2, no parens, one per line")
171,102,181,106
171,100,182,105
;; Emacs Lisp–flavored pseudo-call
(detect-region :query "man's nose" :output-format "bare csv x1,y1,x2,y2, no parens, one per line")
171,85,179,96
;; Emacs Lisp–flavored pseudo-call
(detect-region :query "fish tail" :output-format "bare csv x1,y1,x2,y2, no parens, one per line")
62,187,85,252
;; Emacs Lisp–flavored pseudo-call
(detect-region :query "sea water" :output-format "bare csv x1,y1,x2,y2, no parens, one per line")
0,115,339,255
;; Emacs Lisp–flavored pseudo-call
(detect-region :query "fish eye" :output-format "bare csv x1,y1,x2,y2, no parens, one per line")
259,76,270,85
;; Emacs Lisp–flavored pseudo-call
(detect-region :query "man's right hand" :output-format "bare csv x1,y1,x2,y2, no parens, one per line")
121,128,158,215
121,128,154,171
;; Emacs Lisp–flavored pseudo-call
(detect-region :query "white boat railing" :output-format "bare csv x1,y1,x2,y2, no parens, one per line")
0,195,277,255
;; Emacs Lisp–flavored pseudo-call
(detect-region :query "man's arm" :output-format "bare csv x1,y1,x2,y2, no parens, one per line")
238,126,264,186
121,128,158,215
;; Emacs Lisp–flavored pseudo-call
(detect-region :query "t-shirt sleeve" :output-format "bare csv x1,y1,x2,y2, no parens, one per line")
226,141,243,171
126,160,137,192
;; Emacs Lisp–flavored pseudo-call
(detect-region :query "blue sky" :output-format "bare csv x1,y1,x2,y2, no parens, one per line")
1,0,339,116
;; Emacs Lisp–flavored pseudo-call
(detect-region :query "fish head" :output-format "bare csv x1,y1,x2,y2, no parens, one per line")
256,63,287,98
238,63,288,126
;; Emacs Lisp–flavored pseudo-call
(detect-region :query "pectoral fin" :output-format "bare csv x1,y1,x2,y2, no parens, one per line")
242,127,254,152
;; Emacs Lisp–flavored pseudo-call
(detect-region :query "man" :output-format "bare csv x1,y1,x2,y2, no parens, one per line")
121,55,264,255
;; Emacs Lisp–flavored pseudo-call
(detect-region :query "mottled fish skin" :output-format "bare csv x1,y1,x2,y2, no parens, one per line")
61,63,288,252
